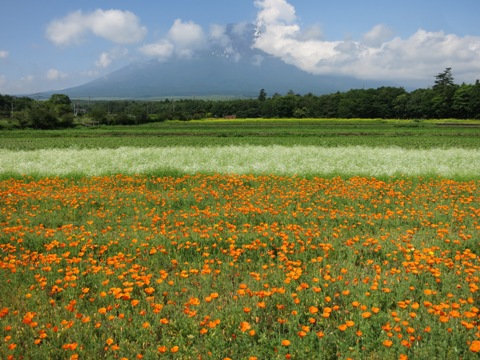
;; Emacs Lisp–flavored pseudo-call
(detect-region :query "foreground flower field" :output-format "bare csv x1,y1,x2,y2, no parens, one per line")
0,174,479,359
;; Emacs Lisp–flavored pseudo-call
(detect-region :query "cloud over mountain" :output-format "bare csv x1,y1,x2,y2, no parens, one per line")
253,0,480,83
46,9,147,46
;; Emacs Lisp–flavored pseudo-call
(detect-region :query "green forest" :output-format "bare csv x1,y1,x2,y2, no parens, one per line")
1,68,480,129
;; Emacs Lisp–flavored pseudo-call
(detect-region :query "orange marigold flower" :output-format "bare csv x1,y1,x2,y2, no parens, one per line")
439,316,449,323
338,324,347,331
309,306,319,314
362,312,372,319
157,346,167,353
470,340,480,353
383,340,393,347
240,321,251,332
170,346,179,353
62,342,78,351
281,339,291,346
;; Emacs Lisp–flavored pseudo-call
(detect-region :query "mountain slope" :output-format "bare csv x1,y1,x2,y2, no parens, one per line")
42,23,390,99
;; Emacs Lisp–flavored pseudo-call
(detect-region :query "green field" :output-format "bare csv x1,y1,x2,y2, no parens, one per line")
1,119,479,359
1,118,480,150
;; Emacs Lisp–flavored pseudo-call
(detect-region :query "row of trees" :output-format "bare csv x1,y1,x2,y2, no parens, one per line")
1,68,479,129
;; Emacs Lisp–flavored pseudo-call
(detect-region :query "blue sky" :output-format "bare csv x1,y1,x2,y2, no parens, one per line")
1,0,480,94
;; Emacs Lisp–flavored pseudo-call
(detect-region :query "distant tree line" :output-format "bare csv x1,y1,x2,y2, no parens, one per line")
0,93,74,129
1,68,480,129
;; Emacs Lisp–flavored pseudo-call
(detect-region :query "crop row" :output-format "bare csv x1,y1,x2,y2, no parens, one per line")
1,146,480,179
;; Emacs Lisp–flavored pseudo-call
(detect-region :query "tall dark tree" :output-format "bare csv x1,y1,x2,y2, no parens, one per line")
258,89,267,102
432,67,458,118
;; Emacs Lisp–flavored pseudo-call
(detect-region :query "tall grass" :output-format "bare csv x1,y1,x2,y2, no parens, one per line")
1,145,479,179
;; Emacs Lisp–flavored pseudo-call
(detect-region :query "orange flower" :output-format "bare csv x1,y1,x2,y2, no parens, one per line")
240,321,251,332
170,346,179,353
281,339,291,346
439,316,449,323
383,340,393,347
338,324,347,331
62,342,78,351
309,306,319,314
106,338,114,346
158,346,167,353
144,287,155,295
362,312,372,318
470,340,480,353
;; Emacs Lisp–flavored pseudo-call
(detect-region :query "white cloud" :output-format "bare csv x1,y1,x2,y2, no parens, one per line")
46,9,147,46
168,19,207,58
46,68,67,81
255,0,296,25
298,24,324,41
95,48,129,68
362,24,393,47
253,0,480,83
139,40,174,61
232,22,250,36
140,19,206,61
210,24,230,47
0,50,9,59
0,75,6,86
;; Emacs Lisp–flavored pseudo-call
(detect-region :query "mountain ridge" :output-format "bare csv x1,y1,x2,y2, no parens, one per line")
37,23,396,100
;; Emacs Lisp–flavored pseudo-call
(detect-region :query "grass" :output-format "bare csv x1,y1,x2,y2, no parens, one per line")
0,119,479,359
